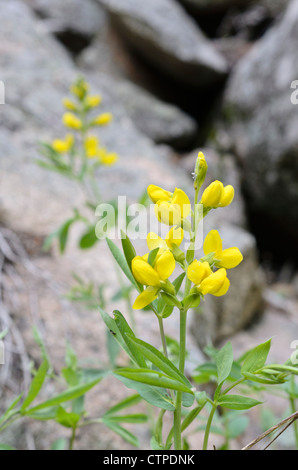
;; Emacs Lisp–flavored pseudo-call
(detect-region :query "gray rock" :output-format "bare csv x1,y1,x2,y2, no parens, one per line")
222,0,298,236
191,225,265,347
24,0,107,37
178,0,254,13
96,0,228,88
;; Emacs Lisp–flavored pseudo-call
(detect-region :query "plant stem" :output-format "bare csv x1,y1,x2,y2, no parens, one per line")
173,309,187,450
203,403,217,450
290,376,298,448
69,426,77,450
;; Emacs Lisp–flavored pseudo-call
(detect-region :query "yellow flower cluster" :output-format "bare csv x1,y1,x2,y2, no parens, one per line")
131,151,243,310
49,77,118,167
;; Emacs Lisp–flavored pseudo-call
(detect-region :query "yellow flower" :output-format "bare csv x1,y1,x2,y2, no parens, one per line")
147,185,172,204
63,112,83,130
84,135,99,158
52,134,74,153
201,180,234,209
85,94,102,108
187,260,230,297
203,230,243,269
93,113,113,126
147,227,184,252
62,98,77,111
152,187,191,226
70,79,89,100
194,151,208,189
99,152,118,166
132,251,175,309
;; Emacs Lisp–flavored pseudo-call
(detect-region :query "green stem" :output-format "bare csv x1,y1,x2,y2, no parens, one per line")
290,376,298,448
203,403,217,450
174,309,187,450
69,426,77,450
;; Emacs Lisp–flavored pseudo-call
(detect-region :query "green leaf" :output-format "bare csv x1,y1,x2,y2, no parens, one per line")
227,415,249,439
79,227,98,249
121,231,136,269
150,436,164,450
25,378,101,413
103,394,142,418
32,327,51,369
114,368,192,393
216,342,234,386
51,438,67,450
0,329,8,340
159,292,182,308
106,238,140,291
241,339,272,374
58,218,77,254
127,336,191,388
0,394,23,427
102,414,148,424
55,406,80,429
0,444,16,450
114,311,147,368
242,371,283,385
21,361,48,412
104,422,139,447
217,395,262,410
114,375,175,411
148,248,159,267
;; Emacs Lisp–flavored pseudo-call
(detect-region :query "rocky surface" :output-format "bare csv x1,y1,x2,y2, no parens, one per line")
24,0,107,37
97,0,228,88
178,0,254,14
223,0,298,241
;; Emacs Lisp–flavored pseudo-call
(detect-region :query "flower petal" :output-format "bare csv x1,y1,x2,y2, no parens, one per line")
147,232,167,252
212,277,230,297
172,188,191,219
187,260,211,285
219,247,243,269
131,257,160,286
154,251,175,281
147,185,172,203
201,180,224,208
200,268,227,295
220,185,234,207
133,287,159,310
165,227,184,249
203,230,222,257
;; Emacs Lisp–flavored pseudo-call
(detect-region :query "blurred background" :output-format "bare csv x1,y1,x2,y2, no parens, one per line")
1,0,298,450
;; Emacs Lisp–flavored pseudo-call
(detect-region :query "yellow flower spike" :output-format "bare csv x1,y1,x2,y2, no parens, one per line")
219,185,234,207
93,112,113,126
70,80,89,100
132,257,161,287
84,135,99,158
154,250,176,281
201,180,224,208
147,185,172,204
133,287,159,310
187,260,212,286
52,134,74,153
200,268,229,296
203,230,243,269
62,98,77,111
165,227,184,249
63,112,83,130
85,94,102,108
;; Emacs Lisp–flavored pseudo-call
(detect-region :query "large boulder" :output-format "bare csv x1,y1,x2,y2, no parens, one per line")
222,0,298,242
96,0,228,88
24,0,106,37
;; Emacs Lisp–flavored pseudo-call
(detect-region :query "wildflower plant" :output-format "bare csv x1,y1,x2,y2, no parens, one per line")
101,152,298,450
38,77,118,253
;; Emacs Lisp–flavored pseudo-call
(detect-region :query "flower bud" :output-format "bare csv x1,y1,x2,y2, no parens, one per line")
201,181,224,208
194,152,208,190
